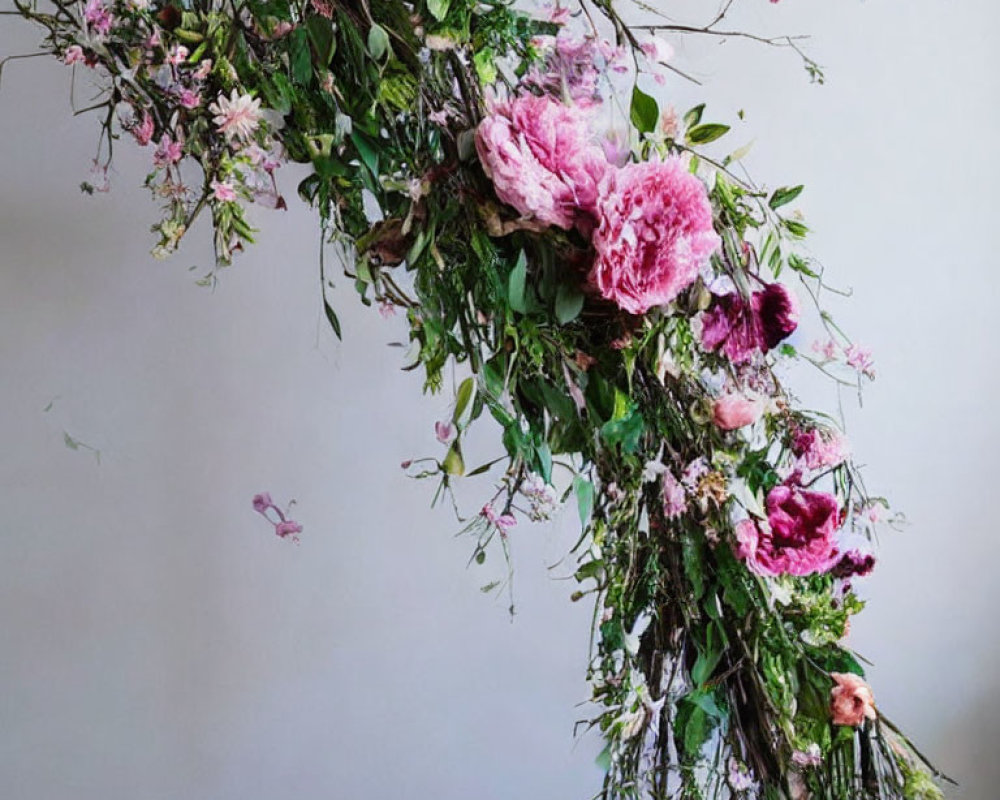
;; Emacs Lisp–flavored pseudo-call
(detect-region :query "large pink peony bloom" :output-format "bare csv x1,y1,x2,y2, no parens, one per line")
735,485,840,576
475,94,608,231
701,282,799,363
591,158,719,314
830,673,877,726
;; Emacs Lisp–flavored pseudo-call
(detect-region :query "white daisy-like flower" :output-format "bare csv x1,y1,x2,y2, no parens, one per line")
208,90,262,141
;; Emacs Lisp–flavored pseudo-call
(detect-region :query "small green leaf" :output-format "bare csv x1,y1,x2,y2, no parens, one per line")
782,218,809,238
367,24,390,61
686,123,730,145
536,442,552,483
427,0,450,21
630,85,659,134
323,300,342,339
473,48,497,85
573,476,594,527
595,745,612,773
289,28,312,85
554,283,584,324
453,377,476,428
683,103,705,130
769,184,804,210
442,441,465,476
508,251,527,314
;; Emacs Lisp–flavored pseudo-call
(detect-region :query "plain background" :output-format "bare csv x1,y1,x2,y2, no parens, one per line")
1,1,997,798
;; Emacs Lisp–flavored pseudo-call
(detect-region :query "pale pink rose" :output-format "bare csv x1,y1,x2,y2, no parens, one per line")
830,672,877,726
591,158,719,314
476,93,608,230
712,394,763,430
64,45,85,65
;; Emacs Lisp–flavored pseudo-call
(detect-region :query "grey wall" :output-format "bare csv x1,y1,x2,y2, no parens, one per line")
1,2,997,798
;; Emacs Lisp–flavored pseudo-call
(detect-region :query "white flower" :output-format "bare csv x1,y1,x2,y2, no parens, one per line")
208,90,263,141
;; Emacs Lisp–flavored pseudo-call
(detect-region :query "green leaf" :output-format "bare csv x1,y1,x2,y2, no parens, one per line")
453,376,476,428
554,283,584,324
350,131,379,177
289,28,312,85
573,476,594,527
427,0,450,21
473,48,497,85
686,123,730,145
508,251,527,314
769,184,804,210
442,441,465,476
535,442,552,483
630,85,659,134
323,300,342,339
306,16,336,66
366,23,390,61
782,218,810,238
683,103,705,130
600,407,644,454
595,745,612,773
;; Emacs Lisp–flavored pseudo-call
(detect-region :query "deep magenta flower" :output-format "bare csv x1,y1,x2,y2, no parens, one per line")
736,486,841,576
476,93,608,230
832,549,876,579
591,158,719,314
700,282,799,363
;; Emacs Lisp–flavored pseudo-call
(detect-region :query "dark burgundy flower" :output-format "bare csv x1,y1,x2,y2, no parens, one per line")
832,549,876,579
752,282,800,350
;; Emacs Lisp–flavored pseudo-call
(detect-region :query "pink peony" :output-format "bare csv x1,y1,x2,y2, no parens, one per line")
475,93,608,230
791,426,848,471
700,282,799,363
591,158,719,314
712,394,763,430
829,672,876,726
735,486,841,576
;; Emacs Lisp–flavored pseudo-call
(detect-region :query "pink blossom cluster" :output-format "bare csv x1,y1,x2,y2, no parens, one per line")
791,425,848,471
523,33,627,108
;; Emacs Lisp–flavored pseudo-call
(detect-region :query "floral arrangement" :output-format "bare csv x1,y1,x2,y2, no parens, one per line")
5,0,951,796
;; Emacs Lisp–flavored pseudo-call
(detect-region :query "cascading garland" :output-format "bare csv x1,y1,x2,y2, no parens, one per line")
4,0,952,796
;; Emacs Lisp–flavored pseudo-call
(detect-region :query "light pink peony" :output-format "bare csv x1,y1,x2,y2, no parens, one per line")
830,672,877,726
591,158,719,314
712,394,763,430
476,94,608,230
736,486,841,576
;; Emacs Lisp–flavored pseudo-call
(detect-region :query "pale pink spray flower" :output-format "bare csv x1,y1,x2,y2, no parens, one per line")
153,135,183,167
252,492,303,543
211,180,238,201
64,45,85,65
590,158,719,314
